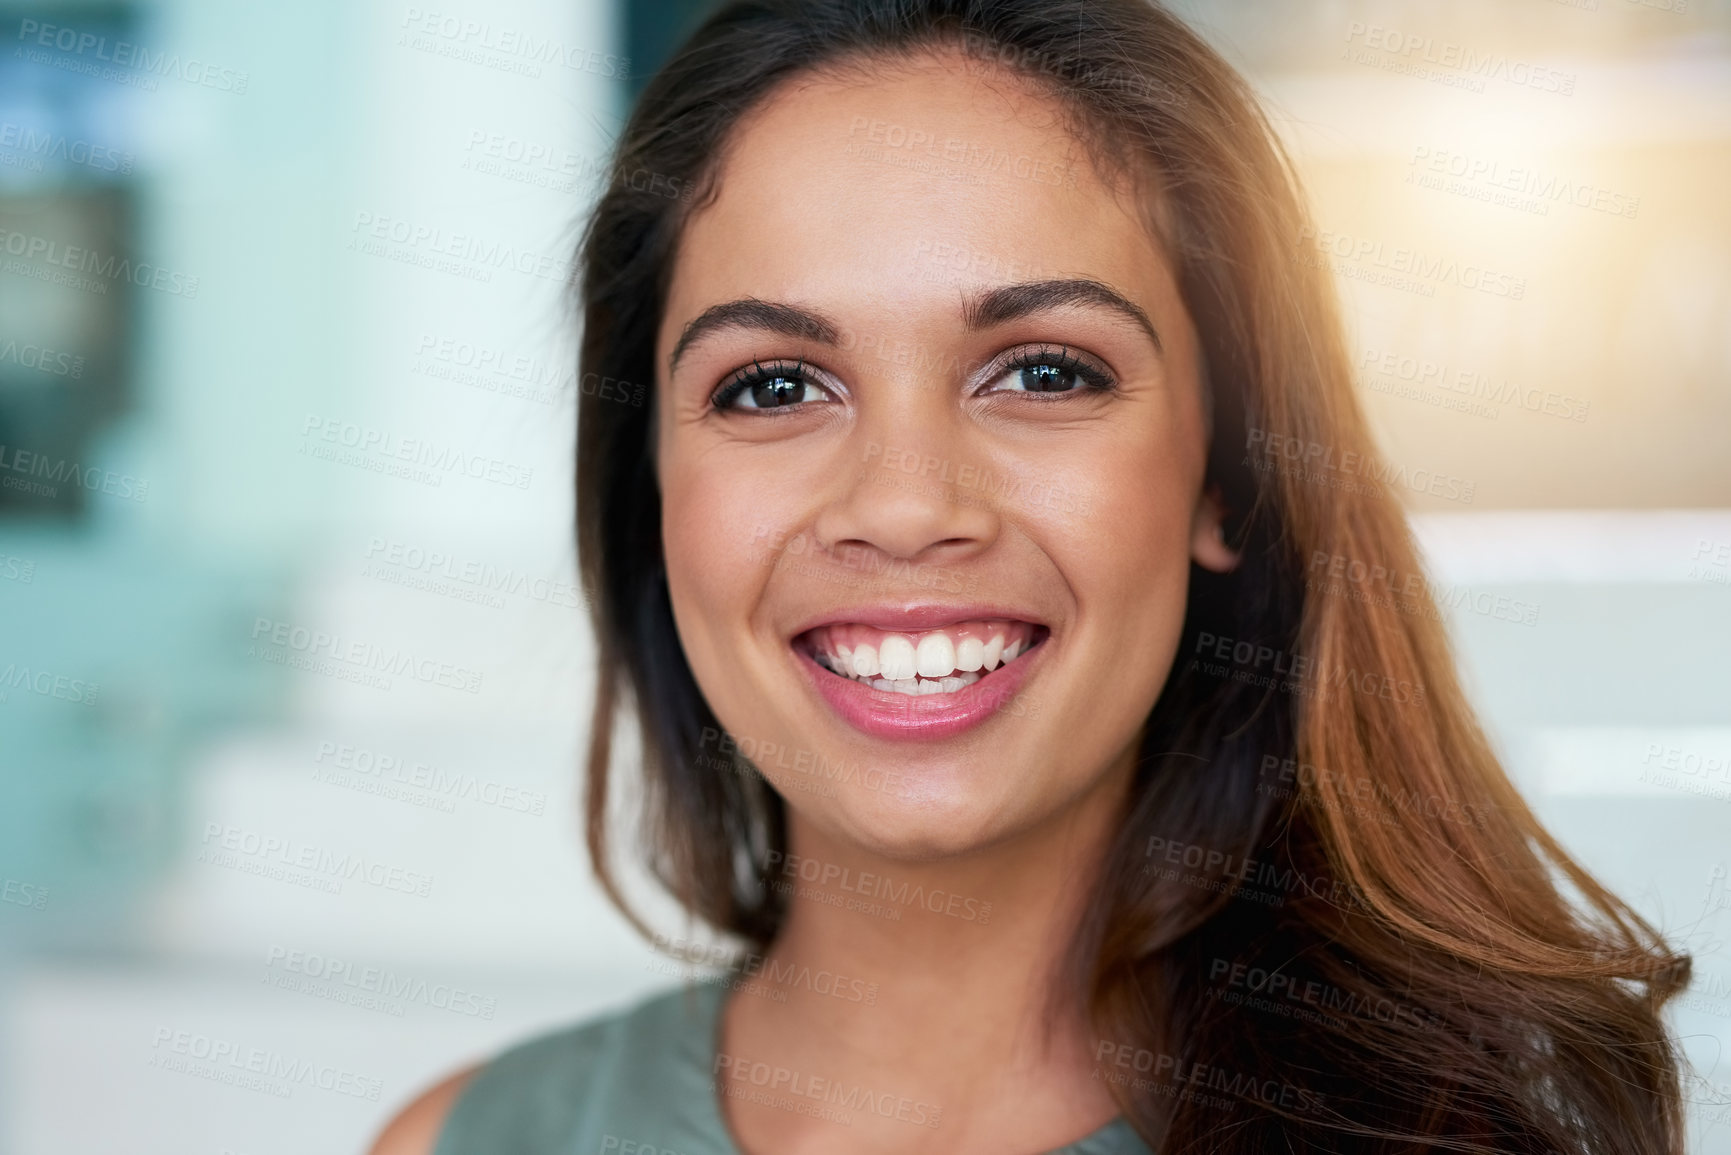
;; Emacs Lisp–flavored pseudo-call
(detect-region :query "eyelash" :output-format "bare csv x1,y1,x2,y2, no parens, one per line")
708,345,1117,411
711,359,823,412
993,344,1116,395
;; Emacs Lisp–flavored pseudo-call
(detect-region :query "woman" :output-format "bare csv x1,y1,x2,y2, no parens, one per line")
373,1,1692,1151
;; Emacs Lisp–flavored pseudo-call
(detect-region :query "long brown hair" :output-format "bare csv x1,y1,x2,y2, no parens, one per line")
571,1,1692,1150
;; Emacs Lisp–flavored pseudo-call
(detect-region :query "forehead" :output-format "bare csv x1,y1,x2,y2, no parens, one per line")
659,51,1176,358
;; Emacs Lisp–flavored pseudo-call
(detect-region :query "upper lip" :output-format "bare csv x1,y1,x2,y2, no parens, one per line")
788,603,1051,637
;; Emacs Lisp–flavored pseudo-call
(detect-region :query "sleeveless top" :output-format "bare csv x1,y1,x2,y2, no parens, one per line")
432,980,1153,1155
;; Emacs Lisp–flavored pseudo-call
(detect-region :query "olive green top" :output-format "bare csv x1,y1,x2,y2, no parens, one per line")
432,980,1152,1154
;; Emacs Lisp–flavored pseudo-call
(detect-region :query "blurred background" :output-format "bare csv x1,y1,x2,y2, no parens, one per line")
0,0,1726,1151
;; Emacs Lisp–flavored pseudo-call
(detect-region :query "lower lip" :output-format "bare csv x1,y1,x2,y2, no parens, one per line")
796,641,1043,742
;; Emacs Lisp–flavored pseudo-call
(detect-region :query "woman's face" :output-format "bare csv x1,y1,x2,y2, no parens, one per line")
654,51,1236,861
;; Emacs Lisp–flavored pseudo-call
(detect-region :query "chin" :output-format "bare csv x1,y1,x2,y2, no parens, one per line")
797,764,1034,862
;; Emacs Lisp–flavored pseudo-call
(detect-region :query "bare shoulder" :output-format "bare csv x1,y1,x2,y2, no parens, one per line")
367,1067,477,1155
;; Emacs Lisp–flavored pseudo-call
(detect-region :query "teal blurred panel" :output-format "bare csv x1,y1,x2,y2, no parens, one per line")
0,0,358,956
0,526,293,953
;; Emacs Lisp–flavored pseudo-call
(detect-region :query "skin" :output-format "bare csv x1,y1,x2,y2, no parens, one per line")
372,46,1236,1155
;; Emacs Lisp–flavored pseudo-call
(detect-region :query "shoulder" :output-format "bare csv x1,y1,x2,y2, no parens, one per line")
366,983,724,1155
367,1067,475,1155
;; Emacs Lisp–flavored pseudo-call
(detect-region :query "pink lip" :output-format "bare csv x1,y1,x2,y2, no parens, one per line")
794,633,1045,742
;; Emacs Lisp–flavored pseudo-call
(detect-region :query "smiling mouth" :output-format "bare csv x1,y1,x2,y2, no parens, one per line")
795,619,1047,697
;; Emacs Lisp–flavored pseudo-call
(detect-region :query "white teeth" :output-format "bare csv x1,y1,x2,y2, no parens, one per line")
878,635,917,682
813,622,1032,696
915,633,956,678
851,643,879,678
848,670,985,696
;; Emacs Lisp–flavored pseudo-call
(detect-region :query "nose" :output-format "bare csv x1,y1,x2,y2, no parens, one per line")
812,419,1000,568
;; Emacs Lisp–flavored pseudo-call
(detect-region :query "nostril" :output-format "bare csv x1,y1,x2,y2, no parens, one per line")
812,469,1001,567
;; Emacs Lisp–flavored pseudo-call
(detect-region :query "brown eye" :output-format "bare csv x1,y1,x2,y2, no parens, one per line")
1012,363,1083,392
985,345,1115,395
713,361,835,410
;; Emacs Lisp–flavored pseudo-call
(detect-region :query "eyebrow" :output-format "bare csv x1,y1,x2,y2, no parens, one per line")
667,278,1162,374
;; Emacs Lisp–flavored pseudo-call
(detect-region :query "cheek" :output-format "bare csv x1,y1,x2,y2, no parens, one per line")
661,464,752,644
1100,451,1195,576
1052,433,1199,679
659,444,808,668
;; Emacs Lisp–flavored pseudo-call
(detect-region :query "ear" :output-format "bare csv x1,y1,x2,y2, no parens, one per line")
1190,484,1240,573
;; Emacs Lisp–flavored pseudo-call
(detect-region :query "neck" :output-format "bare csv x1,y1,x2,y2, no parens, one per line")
718,747,1137,1152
